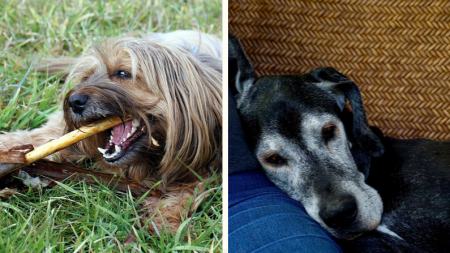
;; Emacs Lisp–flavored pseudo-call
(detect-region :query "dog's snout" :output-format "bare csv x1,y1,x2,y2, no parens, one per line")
68,94,89,114
319,195,358,229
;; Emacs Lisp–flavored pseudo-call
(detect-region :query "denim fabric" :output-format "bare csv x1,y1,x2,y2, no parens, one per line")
229,171,343,253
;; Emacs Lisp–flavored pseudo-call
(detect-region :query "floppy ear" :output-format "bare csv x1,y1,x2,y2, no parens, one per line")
312,67,384,157
228,34,256,94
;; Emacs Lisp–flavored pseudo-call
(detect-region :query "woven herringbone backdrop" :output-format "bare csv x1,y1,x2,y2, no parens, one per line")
229,0,450,140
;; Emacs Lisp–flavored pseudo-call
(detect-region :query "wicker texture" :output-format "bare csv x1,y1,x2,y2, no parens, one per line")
229,0,450,140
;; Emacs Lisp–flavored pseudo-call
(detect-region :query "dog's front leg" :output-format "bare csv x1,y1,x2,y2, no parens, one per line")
0,110,68,162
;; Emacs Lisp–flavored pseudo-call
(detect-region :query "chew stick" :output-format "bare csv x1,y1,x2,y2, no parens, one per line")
0,116,131,177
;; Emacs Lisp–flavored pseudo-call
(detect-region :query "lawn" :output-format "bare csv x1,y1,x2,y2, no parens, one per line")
0,0,222,252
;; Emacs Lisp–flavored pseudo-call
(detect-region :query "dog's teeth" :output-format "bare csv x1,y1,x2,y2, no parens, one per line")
111,131,114,136
115,145,121,153
131,127,137,134
142,126,147,133
127,133,131,138
132,119,140,127
97,147,106,154
123,138,126,142
152,137,160,147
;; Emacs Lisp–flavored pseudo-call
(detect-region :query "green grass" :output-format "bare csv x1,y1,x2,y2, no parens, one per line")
0,0,222,252
0,175,222,252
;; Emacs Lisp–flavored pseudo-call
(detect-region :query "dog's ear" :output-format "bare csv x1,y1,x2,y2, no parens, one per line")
228,34,256,95
312,67,384,157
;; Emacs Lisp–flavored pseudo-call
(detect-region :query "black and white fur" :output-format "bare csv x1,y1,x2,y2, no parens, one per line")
229,35,450,252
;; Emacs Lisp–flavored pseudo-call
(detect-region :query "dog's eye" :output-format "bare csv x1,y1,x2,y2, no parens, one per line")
113,70,132,79
323,125,336,141
265,154,286,165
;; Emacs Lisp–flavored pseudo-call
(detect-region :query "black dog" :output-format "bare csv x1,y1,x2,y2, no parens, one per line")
229,35,450,252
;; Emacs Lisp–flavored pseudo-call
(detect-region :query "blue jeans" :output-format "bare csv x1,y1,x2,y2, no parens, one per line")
229,170,343,253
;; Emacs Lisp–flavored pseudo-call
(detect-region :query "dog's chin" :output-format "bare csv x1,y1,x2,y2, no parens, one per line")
330,222,380,240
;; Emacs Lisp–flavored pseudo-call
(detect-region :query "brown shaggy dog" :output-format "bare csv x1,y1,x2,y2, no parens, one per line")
0,30,222,232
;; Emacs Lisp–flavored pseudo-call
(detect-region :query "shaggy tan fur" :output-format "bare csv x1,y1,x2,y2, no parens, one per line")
0,30,222,233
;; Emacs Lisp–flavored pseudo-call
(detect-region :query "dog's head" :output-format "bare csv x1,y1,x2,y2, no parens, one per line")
230,36,384,239
63,36,222,184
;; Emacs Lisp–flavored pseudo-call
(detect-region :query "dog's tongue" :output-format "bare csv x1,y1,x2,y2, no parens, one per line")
111,120,138,145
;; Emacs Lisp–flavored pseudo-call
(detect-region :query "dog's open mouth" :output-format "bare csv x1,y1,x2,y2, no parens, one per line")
97,119,145,162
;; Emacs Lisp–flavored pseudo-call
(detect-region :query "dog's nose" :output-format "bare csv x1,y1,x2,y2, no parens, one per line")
68,94,89,114
319,195,358,229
